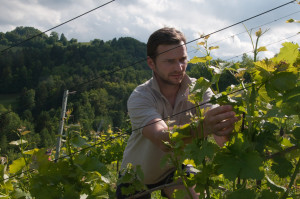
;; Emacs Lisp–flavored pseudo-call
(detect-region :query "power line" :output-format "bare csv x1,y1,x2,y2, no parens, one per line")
0,0,296,118
224,32,300,61
187,10,300,54
0,0,116,55
210,10,300,45
184,0,297,47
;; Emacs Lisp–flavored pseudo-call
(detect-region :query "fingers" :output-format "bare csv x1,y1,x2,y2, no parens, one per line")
203,105,239,136
213,134,230,147
209,110,236,124
214,117,236,130
206,105,233,117
214,122,235,136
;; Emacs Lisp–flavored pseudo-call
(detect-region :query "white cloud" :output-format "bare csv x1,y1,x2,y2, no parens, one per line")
0,0,299,59
189,0,205,3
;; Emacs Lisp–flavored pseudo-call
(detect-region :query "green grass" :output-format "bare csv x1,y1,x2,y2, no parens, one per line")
0,94,19,108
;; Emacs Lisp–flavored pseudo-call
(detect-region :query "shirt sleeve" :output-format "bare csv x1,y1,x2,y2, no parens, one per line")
127,89,162,134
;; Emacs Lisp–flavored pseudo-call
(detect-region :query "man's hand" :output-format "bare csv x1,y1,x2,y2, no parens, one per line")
203,105,239,146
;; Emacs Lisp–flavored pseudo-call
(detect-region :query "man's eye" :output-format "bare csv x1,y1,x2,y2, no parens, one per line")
180,58,187,63
167,60,175,64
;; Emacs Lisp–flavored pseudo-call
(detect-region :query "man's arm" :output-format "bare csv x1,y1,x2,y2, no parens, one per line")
142,105,239,151
142,118,172,152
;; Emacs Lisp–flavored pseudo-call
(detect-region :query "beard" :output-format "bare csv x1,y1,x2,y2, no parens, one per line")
154,70,184,86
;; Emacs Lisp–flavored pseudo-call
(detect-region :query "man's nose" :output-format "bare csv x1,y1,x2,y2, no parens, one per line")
175,61,184,71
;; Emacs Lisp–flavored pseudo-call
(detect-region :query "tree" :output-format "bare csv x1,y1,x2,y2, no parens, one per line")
18,88,35,113
59,33,68,45
47,32,59,45
0,135,8,154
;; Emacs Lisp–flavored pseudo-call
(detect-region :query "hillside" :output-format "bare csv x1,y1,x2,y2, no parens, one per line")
0,26,151,156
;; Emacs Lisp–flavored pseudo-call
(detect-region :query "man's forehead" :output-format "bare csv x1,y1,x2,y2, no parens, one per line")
156,42,187,57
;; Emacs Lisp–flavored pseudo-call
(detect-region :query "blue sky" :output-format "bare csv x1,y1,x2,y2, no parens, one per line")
0,0,299,60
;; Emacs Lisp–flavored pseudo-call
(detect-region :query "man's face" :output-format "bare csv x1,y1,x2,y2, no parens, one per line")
148,41,188,86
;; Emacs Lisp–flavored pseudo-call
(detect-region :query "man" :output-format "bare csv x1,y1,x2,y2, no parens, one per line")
117,27,238,198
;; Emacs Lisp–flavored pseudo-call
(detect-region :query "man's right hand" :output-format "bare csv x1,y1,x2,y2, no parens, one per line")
202,105,239,146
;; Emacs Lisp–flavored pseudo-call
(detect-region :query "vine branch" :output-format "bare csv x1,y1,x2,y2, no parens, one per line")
126,182,182,199
265,146,298,160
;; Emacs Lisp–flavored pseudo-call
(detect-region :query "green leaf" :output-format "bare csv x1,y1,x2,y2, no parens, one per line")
64,183,80,198
173,189,187,199
185,140,218,165
189,56,207,64
70,134,89,148
283,86,300,103
177,123,192,136
269,72,298,92
184,141,202,165
23,148,39,155
214,153,241,181
239,151,264,180
271,156,293,178
292,127,300,140
81,157,108,174
273,42,299,65
285,19,300,23
211,73,221,84
227,188,256,199
0,164,5,182
136,165,144,181
286,19,295,23
20,130,30,136
281,137,293,148
9,158,26,174
198,141,218,161
208,46,219,50
11,188,31,199
197,41,205,45
189,77,211,102
89,183,110,198
257,46,267,52
265,81,280,98
258,189,279,199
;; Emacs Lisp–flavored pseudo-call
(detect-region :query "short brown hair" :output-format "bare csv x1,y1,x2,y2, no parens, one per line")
147,27,186,60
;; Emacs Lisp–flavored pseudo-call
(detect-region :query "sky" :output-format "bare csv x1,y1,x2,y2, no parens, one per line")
0,0,299,61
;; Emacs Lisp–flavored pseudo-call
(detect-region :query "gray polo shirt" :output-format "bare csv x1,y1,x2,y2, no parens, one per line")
121,74,215,184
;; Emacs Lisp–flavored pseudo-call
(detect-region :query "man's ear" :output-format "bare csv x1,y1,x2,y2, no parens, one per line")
147,56,155,71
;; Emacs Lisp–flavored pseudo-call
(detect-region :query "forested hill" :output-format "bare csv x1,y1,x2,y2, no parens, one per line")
0,26,151,156
0,26,149,93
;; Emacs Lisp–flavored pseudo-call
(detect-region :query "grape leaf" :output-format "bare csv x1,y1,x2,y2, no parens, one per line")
214,153,241,181
258,190,279,199
70,134,89,148
268,72,298,92
271,156,293,178
227,188,256,199
239,151,264,180
273,42,299,64
9,158,26,174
